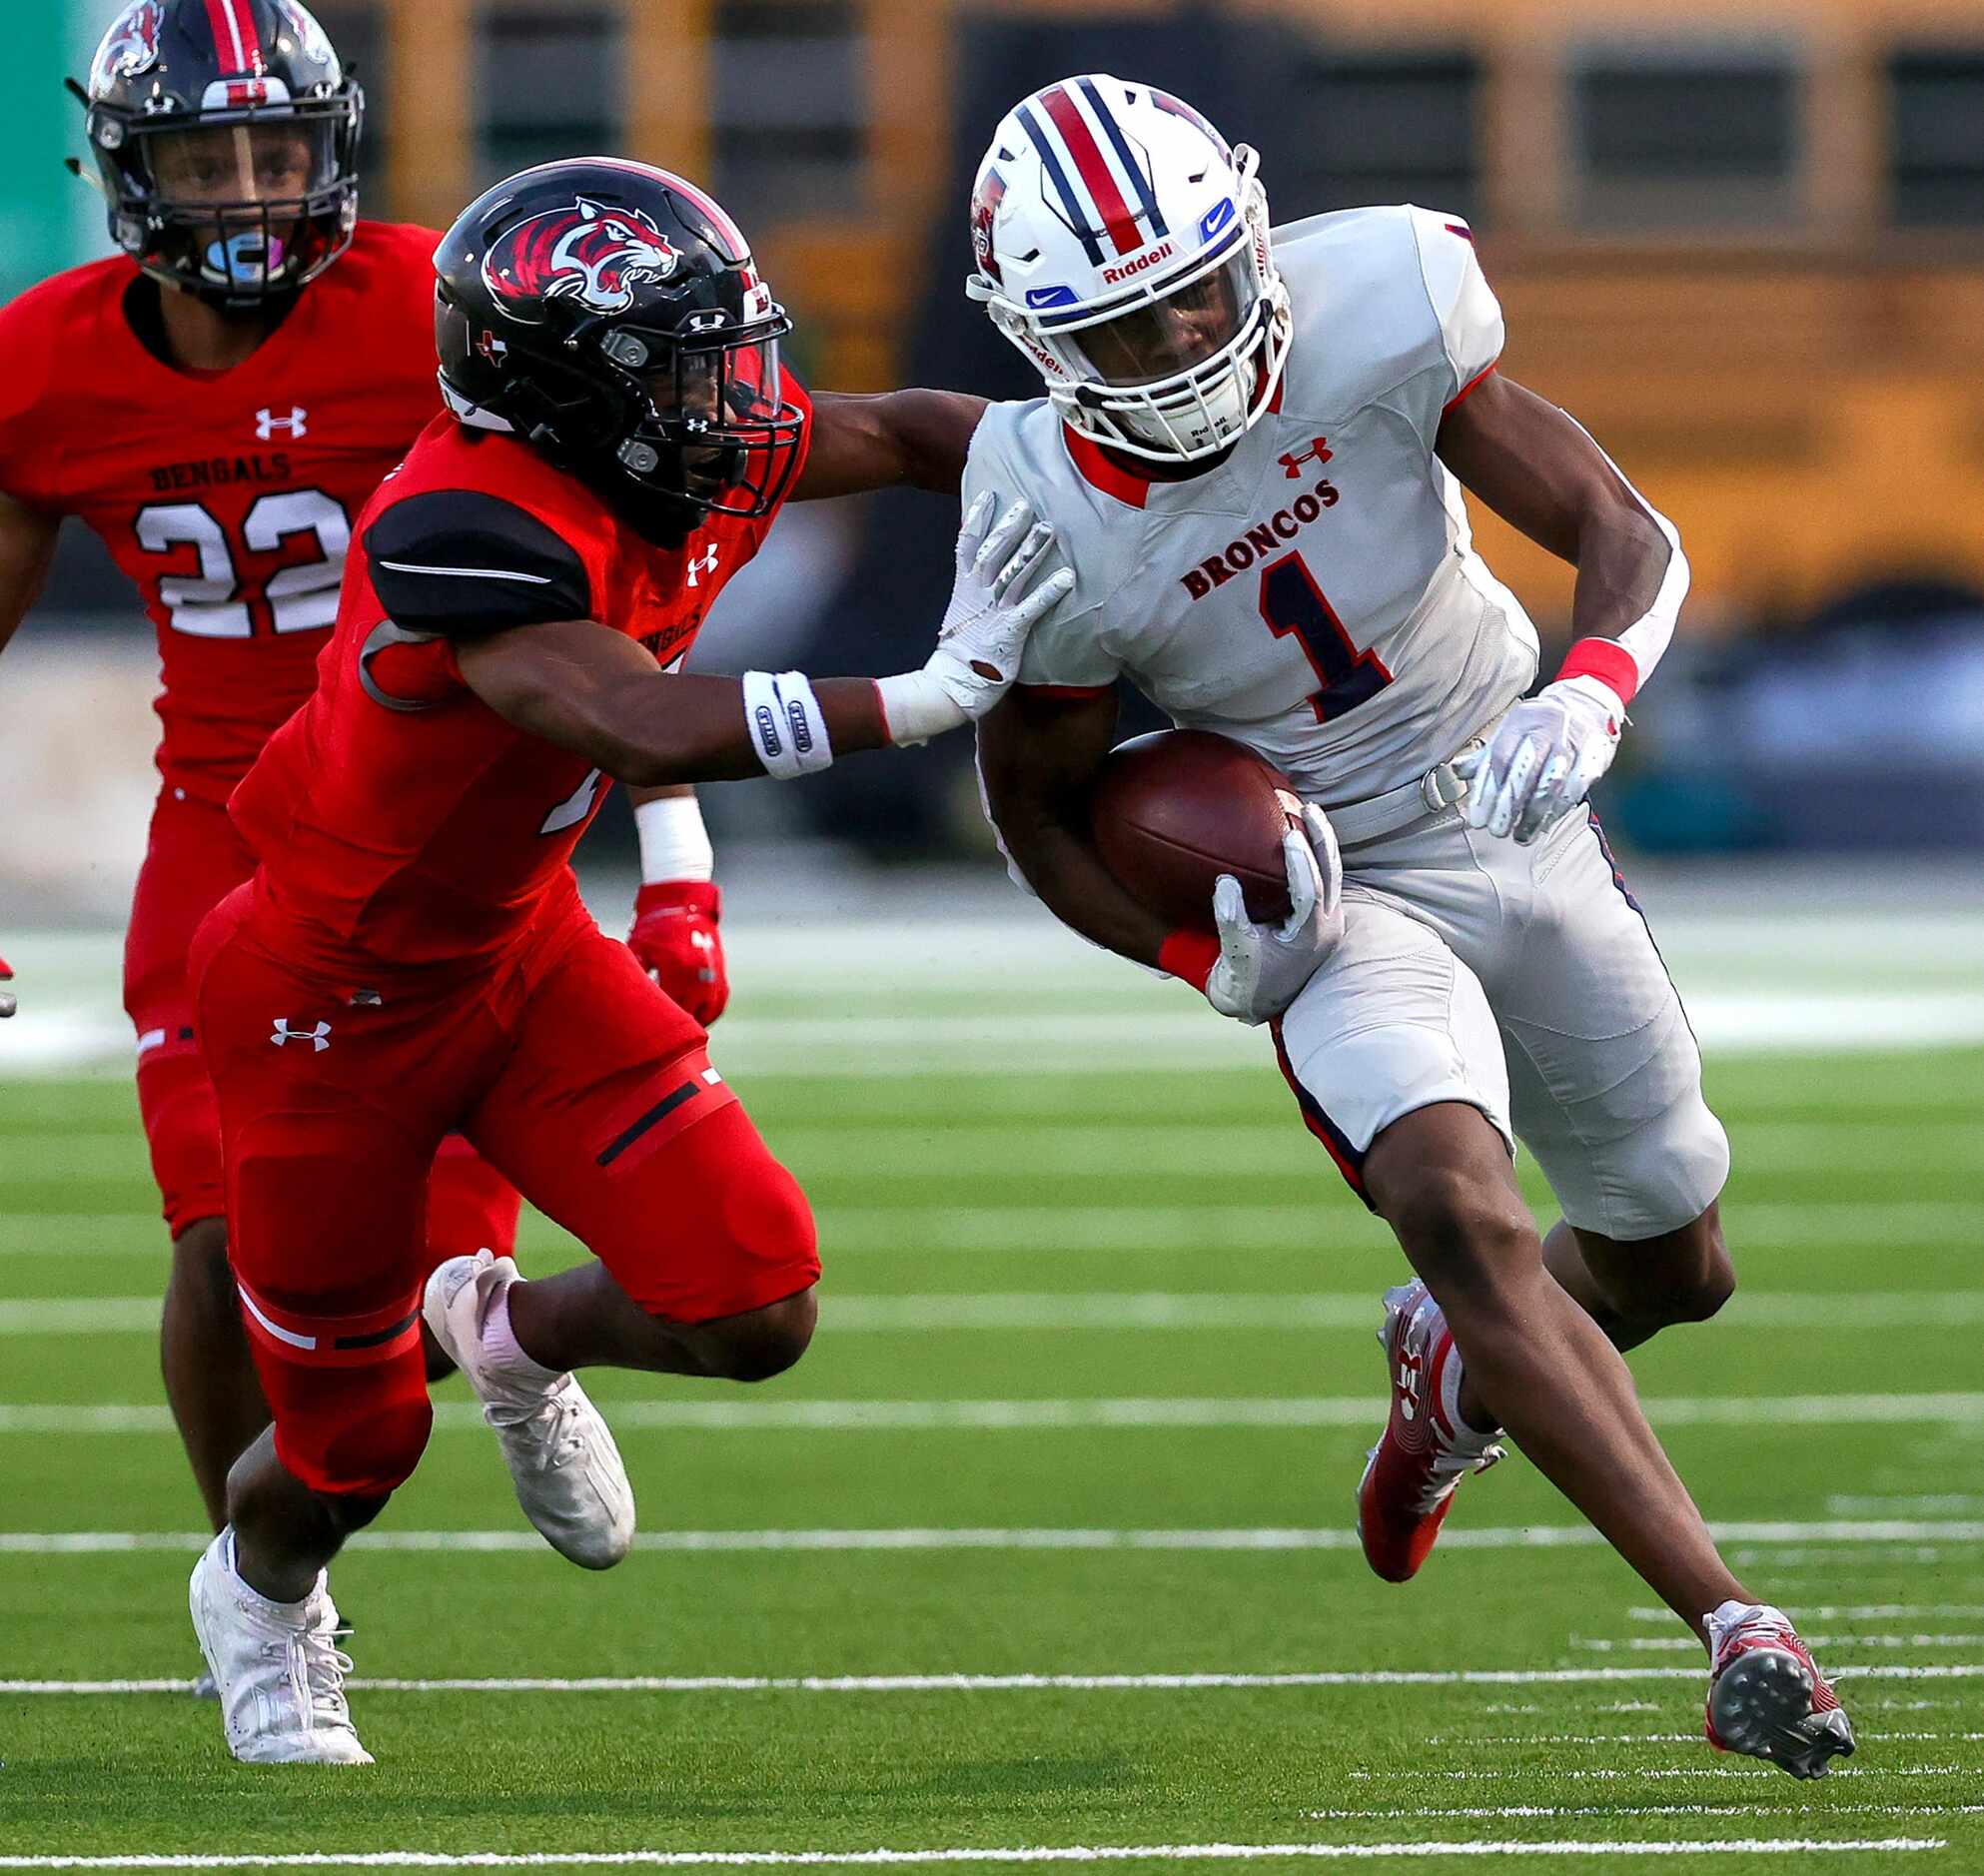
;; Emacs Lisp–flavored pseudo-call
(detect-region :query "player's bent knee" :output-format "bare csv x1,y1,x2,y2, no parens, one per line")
1666,1209,1736,1324
697,1286,817,1384
1387,1172,1535,1290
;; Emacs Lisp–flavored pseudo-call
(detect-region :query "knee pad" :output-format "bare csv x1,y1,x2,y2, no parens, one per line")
238,1280,434,1498
264,1357,433,1499
600,1104,820,1324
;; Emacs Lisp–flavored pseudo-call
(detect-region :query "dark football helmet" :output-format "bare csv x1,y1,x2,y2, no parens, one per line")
435,158,804,538
76,0,362,309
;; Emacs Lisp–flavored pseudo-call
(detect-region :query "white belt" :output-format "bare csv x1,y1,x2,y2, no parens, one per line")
1326,738,1483,847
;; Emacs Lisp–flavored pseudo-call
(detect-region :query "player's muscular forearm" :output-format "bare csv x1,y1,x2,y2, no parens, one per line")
1439,371,1690,842
795,390,989,499
458,619,891,786
1437,372,1674,640
978,687,1174,970
0,488,61,658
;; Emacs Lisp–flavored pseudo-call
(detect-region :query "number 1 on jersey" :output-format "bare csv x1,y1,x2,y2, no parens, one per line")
1258,550,1393,724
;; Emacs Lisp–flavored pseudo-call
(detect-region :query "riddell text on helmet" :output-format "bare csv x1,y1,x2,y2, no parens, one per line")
1179,479,1340,600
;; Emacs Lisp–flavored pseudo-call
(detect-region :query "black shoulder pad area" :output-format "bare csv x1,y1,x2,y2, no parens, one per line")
364,489,592,638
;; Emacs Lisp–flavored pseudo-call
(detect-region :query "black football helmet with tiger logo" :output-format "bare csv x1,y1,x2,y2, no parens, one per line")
435,158,805,542
76,0,362,309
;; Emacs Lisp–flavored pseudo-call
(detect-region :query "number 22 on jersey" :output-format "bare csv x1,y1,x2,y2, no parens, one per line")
1258,549,1394,724
135,489,351,638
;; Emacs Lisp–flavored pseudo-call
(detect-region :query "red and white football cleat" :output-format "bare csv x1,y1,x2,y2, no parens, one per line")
1356,1279,1503,1582
1704,1601,1855,1778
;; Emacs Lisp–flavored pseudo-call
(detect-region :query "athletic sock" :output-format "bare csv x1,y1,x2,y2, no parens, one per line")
1431,1303,1502,1445
483,1280,564,1390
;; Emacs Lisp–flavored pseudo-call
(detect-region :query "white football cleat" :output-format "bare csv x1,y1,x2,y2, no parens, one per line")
188,1530,372,1765
423,1251,634,1569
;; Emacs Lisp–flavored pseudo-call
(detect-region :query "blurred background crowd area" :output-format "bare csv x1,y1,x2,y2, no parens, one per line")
4,0,1983,922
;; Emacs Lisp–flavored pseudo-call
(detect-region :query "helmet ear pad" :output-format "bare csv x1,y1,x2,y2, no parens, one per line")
435,290,632,460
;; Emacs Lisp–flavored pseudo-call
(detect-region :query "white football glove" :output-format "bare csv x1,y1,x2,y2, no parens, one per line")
1206,803,1344,1026
1452,674,1625,845
876,491,1076,745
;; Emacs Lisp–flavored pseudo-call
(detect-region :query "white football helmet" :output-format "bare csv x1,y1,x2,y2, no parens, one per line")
966,75,1291,463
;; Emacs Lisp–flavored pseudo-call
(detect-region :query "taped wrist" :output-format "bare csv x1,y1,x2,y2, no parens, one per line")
874,669,966,747
741,670,834,780
633,792,714,883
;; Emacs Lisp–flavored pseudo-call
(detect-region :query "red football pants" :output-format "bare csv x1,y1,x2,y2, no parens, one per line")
189,884,819,1499
124,788,518,1256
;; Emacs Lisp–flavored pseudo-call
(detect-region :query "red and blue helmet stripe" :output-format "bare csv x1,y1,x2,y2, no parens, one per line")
1017,78,1171,267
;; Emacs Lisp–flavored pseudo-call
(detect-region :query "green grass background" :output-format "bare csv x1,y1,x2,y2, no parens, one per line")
1,1037,1980,1874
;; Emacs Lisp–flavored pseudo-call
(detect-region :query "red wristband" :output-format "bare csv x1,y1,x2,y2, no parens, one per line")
1158,929,1220,995
1554,637,1639,708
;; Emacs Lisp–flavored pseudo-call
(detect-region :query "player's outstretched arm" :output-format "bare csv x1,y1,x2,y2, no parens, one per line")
458,624,891,785
455,493,1071,787
1436,372,1688,843
0,488,61,662
793,390,989,499
978,685,1177,971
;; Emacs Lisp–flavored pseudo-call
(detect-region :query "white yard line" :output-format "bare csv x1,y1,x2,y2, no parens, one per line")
6,1665,1982,1696
9,984,1984,1080
10,1293,1984,1335
2,1394,1982,1430
1350,1768,1964,1782
4,1201,1977,1257
1451,1733,1984,1746
1824,1499,1984,1518
0,1843,1951,1869
1629,1605,1984,1621
1310,1806,1983,1823
1575,1636,1984,1652
3,1520,1983,1557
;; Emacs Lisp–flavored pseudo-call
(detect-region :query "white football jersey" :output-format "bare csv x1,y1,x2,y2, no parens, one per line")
964,204,1540,807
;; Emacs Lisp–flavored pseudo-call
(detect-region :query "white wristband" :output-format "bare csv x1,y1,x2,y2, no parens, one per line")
741,669,834,781
633,792,714,883
874,669,966,747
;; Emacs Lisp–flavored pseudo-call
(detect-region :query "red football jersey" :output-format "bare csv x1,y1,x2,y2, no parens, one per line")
0,222,443,807
232,391,812,980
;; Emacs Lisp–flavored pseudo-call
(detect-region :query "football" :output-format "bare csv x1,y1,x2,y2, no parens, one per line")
1087,728,1303,931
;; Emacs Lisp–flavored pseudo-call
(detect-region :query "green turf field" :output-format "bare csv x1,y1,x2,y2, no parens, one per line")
1,929,1981,1873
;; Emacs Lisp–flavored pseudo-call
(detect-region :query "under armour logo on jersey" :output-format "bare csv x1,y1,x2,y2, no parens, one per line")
686,545,721,587
271,1018,332,1052
1279,436,1332,478
257,406,309,441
